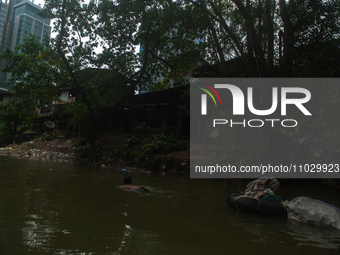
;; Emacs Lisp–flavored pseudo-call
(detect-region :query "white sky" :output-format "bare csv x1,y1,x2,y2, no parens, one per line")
32,0,140,55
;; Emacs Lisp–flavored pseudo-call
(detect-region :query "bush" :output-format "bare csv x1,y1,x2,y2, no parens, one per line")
40,132,55,141
141,134,187,155
0,120,14,145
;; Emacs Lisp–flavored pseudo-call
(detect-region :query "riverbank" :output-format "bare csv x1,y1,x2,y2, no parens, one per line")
0,138,76,159
2,132,340,191
0,131,190,174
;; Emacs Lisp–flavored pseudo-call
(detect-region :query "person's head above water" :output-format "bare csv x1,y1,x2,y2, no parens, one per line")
124,177,132,185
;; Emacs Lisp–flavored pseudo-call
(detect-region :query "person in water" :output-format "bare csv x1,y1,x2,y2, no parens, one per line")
122,177,149,192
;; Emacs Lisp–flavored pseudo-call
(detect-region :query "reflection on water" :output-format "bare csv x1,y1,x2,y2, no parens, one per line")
0,156,340,254
114,224,162,255
284,220,340,250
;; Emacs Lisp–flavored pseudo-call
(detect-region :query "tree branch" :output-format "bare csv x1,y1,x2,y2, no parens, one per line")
193,0,255,76
279,0,294,76
232,0,266,75
57,0,95,119
133,21,153,87
265,0,274,75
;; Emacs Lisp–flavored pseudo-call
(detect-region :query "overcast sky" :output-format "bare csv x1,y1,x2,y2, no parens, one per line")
30,0,138,55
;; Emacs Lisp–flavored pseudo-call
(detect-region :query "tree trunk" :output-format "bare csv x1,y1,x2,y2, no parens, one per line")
279,0,294,76
232,0,266,76
246,0,253,60
57,0,95,120
265,0,274,76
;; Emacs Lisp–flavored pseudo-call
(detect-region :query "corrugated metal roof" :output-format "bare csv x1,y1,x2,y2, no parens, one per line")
0,88,9,94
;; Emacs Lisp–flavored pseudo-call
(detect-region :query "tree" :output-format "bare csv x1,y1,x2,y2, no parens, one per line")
184,0,340,77
38,0,205,141
185,0,340,166
184,0,276,77
0,35,64,129
289,0,340,77
36,0,340,164
41,0,206,91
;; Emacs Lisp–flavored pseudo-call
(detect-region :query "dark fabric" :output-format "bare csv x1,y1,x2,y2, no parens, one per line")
235,197,258,214
261,194,285,202
257,200,286,216
226,192,243,208
138,187,149,192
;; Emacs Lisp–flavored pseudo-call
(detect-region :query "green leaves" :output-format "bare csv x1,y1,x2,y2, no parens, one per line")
0,35,64,128
42,0,207,90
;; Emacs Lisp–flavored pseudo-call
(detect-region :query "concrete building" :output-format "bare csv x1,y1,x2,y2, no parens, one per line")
0,0,8,49
0,87,15,104
0,0,51,86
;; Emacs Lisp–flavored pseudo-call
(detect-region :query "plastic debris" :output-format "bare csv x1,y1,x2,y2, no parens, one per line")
287,196,340,230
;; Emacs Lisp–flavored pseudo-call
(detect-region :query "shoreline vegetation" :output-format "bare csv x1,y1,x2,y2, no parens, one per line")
0,131,190,174
1,131,340,193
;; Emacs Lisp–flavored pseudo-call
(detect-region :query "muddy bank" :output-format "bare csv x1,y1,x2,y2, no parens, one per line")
0,132,190,174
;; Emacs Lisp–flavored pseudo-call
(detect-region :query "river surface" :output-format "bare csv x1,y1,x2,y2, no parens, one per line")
1,156,340,255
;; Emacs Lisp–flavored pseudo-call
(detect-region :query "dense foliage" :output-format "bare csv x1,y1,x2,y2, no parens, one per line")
0,0,339,159
0,35,63,128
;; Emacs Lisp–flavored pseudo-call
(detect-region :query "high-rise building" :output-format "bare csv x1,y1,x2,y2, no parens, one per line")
0,0,8,49
0,0,51,86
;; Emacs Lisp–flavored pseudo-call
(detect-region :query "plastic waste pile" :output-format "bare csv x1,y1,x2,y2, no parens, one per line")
287,196,340,230
0,146,74,160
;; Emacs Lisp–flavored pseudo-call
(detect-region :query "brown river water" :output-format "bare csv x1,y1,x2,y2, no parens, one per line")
0,156,340,254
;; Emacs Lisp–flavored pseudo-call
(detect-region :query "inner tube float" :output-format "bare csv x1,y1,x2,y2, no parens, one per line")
227,192,287,216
